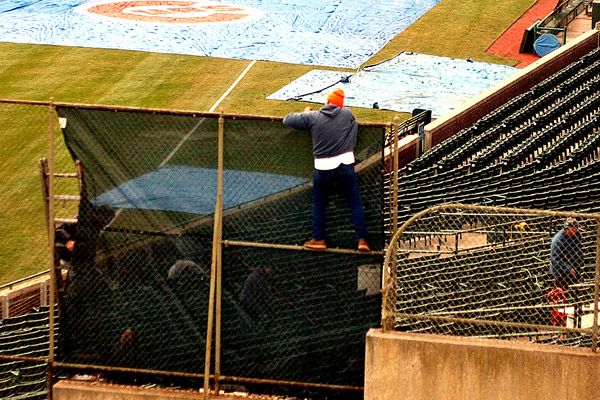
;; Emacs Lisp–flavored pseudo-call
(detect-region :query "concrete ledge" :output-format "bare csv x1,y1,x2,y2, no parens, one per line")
365,328,600,400
53,380,254,400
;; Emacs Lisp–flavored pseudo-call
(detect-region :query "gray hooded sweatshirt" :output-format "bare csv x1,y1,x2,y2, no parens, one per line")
283,104,358,160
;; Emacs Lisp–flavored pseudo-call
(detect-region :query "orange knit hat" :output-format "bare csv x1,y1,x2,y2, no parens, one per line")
327,89,345,107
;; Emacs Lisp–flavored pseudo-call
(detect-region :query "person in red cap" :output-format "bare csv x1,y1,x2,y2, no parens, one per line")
283,89,370,252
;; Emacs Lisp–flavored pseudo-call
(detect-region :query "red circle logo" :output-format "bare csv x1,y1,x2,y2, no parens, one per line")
75,0,263,24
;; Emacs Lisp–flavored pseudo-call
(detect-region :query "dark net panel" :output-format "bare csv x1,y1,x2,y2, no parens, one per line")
57,108,220,196
56,107,221,232
220,248,382,386
55,106,385,389
56,106,220,372
222,119,384,250
219,119,385,387
58,227,213,372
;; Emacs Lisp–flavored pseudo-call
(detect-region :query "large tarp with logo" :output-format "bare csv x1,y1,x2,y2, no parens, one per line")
0,0,441,68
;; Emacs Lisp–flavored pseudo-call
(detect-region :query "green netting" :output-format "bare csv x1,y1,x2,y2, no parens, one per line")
57,107,221,231
55,105,385,391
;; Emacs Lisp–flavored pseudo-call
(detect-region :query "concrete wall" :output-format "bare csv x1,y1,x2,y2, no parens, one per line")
365,329,600,400
53,380,248,400
53,381,205,400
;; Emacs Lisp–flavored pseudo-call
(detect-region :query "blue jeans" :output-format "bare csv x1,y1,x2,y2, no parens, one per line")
312,164,369,242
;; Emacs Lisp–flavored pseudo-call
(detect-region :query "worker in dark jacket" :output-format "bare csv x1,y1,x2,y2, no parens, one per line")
283,89,370,252
55,218,77,266
549,217,583,290
239,266,274,322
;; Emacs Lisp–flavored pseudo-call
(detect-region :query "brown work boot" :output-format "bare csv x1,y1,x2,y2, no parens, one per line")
358,240,370,252
303,239,326,250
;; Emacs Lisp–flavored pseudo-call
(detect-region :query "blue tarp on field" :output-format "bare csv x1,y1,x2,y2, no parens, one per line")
268,52,519,117
0,0,441,68
92,165,308,215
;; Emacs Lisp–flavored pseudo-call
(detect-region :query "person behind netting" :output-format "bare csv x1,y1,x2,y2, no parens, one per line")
61,203,115,361
104,327,141,384
239,265,274,327
67,204,115,284
114,327,140,368
167,259,203,279
282,89,370,252
549,217,583,290
55,217,77,267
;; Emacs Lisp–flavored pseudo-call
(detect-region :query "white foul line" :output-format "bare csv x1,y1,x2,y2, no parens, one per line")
159,59,257,168
209,60,257,113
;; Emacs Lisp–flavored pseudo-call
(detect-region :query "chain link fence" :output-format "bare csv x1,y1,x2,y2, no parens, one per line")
0,100,62,399
382,203,600,350
0,99,440,398
37,101,387,396
5,98,600,398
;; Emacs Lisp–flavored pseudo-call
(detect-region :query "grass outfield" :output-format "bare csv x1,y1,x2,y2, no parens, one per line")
0,0,537,284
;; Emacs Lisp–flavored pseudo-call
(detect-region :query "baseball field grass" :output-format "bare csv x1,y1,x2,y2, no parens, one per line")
0,0,537,284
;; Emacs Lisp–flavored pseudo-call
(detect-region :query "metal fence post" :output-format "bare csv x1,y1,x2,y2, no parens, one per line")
41,280,48,307
47,100,57,400
382,120,399,332
48,100,56,364
203,111,225,398
592,218,600,351
392,118,399,238
1,296,8,319
214,112,224,393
